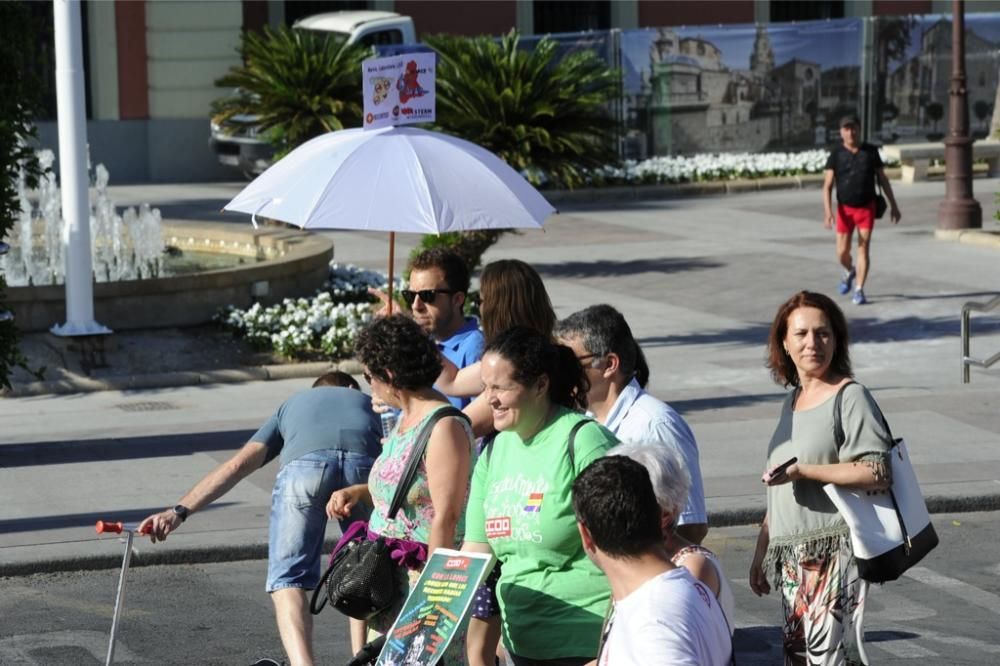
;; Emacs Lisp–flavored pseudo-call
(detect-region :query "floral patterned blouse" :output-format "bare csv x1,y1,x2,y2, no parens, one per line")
366,404,474,545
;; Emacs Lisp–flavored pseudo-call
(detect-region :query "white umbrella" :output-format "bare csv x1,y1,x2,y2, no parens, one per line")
224,126,555,310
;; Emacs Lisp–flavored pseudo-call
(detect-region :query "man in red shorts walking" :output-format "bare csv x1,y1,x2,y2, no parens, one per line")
822,114,901,305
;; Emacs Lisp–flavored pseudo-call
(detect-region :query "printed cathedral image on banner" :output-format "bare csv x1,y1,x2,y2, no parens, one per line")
619,19,864,158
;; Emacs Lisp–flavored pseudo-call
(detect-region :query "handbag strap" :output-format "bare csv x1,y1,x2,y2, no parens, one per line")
485,415,591,470
387,405,470,520
565,418,593,471
832,381,895,449
832,381,912,552
832,381,855,450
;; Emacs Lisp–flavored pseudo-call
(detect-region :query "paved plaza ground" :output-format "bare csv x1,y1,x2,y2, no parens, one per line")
2,176,998,575
2,176,999,664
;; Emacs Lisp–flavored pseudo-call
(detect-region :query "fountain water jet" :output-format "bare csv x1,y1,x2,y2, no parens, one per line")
1,151,163,287
1,162,334,332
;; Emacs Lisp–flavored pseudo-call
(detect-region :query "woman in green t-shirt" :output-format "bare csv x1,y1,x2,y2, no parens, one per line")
462,327,619,666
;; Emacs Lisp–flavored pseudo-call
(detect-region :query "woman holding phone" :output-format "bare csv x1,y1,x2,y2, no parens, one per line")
749,291,893,665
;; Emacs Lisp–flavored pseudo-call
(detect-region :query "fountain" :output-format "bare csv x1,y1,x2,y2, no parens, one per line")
2,153,333,332
2,151,164,287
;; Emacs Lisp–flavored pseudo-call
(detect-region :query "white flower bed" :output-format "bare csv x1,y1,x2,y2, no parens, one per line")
217,263,401,359
220,150,903,359
587,148,898,185
324,262,396,302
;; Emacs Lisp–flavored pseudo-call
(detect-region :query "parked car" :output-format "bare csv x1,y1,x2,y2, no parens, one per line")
209,11,416,178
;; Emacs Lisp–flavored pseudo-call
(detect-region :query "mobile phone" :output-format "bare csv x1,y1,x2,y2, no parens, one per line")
762,456,798,483
769,456,798,478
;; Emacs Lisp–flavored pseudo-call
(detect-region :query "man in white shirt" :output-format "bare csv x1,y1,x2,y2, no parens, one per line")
556,304,708,543
573,456,732,666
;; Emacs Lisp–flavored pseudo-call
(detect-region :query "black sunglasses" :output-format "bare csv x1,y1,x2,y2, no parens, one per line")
401,288,456,305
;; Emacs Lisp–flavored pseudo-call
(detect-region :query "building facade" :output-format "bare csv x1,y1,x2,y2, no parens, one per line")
31,0,1000,183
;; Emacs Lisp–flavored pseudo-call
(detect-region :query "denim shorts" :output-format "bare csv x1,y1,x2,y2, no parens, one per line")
266,449,374,592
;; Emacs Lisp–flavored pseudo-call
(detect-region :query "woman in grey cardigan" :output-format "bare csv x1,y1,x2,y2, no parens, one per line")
749,291,892,666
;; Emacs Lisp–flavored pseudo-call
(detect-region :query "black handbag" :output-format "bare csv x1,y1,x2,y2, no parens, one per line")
874,179,888,219
311,406,469,620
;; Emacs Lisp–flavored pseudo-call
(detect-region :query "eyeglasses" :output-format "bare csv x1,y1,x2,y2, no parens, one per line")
576,353,604,368
482,383,520,396
362,371,373,384
401,289,456,305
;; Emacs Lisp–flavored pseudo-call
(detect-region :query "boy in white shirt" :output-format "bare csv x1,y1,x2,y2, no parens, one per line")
572,456,732,666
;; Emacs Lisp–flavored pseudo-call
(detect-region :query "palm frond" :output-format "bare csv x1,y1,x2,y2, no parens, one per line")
212,26,369,155
426,30,620,188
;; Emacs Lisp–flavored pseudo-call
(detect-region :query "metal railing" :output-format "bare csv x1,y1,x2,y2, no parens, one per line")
961,294,1000,383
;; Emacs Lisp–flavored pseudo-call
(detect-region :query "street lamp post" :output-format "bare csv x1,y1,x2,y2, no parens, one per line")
937,0,982,230
51,0,111,336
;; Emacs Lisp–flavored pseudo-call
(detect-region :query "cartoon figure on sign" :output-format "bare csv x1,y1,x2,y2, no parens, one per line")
402,632,426,665
397,60,427,104
370,76,392,105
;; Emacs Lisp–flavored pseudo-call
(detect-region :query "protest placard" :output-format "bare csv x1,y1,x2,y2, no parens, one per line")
362,51,436,130
375,548,496,666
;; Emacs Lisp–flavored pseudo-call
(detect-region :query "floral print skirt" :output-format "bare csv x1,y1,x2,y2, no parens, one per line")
778,539,869,666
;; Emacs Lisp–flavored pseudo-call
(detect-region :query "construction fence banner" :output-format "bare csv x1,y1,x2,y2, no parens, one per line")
618,18,864,159
873,13,1000,145
362,51,436,130
375,548,496,666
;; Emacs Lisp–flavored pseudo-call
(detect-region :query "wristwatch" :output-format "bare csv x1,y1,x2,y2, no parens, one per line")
172,505,190,522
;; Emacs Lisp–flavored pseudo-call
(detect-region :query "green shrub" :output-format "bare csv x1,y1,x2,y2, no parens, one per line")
415,30,618,274
427,30,620,190
213,26,370,157
0,2,44,389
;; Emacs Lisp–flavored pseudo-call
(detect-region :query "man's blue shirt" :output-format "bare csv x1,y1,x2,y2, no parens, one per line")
252,387,382,467
437,316,485,408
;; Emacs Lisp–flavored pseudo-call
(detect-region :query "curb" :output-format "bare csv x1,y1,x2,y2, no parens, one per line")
3,359,365,397
543,174,825,205
542,164,1000,207
6,493,999,578
934,228,1000,248
705,492,1000,530
3,172,992,400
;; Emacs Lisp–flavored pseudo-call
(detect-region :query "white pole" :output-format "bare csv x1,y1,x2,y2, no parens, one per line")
51,0,110,337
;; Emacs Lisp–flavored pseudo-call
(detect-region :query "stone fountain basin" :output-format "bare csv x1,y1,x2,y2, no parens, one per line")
7,220,333,332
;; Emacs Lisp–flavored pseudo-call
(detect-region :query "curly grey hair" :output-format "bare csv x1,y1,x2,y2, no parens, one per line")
605,441,691,521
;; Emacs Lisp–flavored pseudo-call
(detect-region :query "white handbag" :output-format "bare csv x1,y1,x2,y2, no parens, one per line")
823,384,938,583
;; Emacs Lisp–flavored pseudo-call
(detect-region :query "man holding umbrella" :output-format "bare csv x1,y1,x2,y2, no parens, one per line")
373,248,484,407
406,249,484,405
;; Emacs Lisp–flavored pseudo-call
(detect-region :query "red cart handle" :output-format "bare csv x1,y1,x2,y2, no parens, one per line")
96,520,151,535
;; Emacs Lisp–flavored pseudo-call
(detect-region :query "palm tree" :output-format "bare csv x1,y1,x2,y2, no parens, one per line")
426,30,620,190
212,27,370,157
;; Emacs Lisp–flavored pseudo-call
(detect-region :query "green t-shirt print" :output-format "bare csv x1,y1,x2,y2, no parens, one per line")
465,408,619,659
